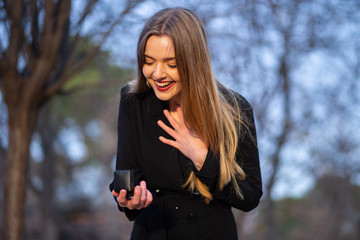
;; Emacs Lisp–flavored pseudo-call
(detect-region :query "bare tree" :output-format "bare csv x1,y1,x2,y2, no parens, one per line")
0,1,144,239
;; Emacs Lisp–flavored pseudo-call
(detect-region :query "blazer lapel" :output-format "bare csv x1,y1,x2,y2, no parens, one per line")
145,92,183,187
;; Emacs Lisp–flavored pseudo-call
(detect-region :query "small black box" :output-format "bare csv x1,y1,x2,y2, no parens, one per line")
113,170,135,196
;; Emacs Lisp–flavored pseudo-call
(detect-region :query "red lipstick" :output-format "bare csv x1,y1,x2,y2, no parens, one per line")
154,81,175,91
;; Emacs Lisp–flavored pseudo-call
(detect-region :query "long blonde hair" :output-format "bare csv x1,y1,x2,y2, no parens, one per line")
133,7,246,202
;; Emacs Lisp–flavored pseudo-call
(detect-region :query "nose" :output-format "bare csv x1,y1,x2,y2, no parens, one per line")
153,64,166,80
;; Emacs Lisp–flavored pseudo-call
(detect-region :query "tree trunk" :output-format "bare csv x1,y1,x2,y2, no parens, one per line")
3,104,37,240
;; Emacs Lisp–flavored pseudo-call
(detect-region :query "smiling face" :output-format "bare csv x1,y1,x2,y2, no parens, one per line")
142,35,181,105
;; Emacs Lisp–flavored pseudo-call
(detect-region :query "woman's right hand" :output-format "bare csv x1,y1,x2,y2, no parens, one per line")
112,180,153,210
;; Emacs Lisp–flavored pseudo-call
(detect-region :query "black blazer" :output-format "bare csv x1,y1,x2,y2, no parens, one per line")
110,84,262,240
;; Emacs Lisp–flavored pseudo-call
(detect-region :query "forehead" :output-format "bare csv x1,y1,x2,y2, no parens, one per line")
144,35,175,58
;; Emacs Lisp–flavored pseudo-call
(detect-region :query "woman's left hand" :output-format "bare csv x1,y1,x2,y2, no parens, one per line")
157,106,208,170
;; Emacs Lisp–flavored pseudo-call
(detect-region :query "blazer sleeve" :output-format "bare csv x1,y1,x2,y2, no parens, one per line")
109,85,143,220
193,94,262,212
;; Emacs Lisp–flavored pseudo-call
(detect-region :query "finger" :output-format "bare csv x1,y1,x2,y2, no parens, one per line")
163,109,181,129
131,185,141,205
144,189,153,207
159,136,179,149
158,120,178,139
139,181,147,204
118,190,128,207
176,106,185,125
112,190,119,197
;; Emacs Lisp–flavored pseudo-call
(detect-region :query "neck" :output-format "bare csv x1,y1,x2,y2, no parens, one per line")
169,100,180,112
169,94,181,112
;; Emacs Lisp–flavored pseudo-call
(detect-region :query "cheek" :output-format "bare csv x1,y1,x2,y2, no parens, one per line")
169,70,180,82
142,66,151,78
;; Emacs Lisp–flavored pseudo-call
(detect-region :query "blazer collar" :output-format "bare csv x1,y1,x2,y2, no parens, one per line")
144,90,184,187
145,89,169,117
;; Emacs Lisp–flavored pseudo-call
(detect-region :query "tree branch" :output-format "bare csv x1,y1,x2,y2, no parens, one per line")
24,0,71,106
41,0,141,102
75,0,98,29
24,0,40,73
4,0,23,69
1,0,25,108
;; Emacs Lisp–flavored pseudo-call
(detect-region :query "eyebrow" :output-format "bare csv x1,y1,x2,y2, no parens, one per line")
144,54,176,62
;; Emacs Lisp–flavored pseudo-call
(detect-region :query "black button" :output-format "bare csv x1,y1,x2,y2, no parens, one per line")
154,189,160,196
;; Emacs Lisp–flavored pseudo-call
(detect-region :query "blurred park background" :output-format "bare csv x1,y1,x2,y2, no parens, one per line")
0,0,359,239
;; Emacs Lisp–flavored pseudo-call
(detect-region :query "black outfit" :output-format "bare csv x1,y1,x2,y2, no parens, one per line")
110,84,262,240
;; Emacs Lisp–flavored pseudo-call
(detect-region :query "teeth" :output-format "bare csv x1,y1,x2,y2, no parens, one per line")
155,81,173,87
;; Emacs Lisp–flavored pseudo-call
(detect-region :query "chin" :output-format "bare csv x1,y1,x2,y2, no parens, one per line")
152,86,181,103
154,93,172,101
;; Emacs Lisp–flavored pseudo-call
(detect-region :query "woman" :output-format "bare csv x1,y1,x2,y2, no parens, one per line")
110,7,262,240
